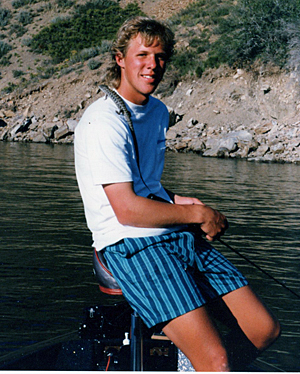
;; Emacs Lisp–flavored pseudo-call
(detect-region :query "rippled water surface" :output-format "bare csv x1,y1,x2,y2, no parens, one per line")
0,143,299,371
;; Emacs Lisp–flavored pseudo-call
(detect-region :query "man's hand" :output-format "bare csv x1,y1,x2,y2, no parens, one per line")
174,194,228,241
174,194,204,205
198,204,228,241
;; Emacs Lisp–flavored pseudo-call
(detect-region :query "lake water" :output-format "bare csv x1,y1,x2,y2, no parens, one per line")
0,142,299,371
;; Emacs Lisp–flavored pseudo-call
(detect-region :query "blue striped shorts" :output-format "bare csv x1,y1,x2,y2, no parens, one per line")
103,230,248,328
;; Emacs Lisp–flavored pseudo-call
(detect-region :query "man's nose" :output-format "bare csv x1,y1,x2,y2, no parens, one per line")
146,55,158,69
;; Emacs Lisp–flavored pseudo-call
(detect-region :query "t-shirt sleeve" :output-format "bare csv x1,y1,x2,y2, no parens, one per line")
84,111,133,185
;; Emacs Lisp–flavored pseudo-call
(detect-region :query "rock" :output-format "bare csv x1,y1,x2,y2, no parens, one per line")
270,142,285,155
173,138,190,151
54,124,72,140
3,110,15,118
233,130,253,142
66,119,78,132
0,119,7,127
203,146,220,157
0,66,299,164
261,85,271,94
31,132,48,143
42,123,58,139
187,118,198,128
186,88,193,96
219,137,238,153
23,106,32,118
0,128,9,141
166,128,178,140
254,144,270,157
10,124,24,139
189,137,205,153
254,123,274,135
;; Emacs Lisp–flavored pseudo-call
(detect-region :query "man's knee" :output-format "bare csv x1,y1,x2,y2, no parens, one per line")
190,345,229,372
256,316,281,351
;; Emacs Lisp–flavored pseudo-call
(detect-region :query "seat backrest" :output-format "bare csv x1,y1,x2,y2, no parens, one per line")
93,249,123,296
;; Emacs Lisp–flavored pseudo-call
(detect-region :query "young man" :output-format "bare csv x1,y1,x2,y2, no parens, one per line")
75,16,280,371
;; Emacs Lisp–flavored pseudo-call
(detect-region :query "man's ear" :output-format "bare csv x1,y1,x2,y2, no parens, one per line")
115,52,125,68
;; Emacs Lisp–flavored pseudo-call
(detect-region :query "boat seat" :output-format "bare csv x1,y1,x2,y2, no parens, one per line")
93,248,143,371
93,249,122,296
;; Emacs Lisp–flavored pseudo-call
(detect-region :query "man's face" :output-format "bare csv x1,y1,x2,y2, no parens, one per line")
116,33,168,105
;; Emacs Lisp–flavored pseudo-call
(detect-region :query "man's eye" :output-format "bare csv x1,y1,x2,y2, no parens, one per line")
158,55,167,61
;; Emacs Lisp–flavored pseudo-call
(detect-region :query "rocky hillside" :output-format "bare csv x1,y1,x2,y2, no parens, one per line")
0,0,299,163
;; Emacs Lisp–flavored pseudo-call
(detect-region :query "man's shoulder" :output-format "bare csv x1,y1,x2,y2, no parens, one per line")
149,95,167,107
76,95,128,138
84,95,120,118
147,95,168,114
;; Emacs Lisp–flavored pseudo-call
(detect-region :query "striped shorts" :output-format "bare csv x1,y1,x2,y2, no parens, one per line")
103,230,248,328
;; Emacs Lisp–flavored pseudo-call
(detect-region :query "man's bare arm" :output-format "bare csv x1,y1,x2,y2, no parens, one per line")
103,182,228,241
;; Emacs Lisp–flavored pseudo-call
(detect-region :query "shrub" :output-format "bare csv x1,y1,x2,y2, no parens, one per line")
16,10,33,26
99,39,112,54
10,23,27,37
0,40,12,58
172,0,300,77
56,0,75,9
287,20,300,71
0,7,12,27
21,37,32,47
70,46,101,64
12,0,39,9
0,56,12,66
172,50,204,77
87,58,102,70
13,69,25,78
2,82,17,93
37,65,57,79
209,0,300,68
30,1,143,63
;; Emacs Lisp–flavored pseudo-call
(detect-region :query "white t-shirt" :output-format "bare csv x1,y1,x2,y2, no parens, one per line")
74,93,182,250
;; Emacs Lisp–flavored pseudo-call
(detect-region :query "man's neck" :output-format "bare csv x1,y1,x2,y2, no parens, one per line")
116,87,150,106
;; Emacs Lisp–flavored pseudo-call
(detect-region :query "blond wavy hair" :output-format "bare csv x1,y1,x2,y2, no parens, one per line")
104,16,175,88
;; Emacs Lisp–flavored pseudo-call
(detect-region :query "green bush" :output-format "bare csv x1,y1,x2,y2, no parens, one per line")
16,10,33,25
87,58,102,70
30,1,143,63
0,7,12,27
10,23,27,37
21,36,32,47
70,46,101,64
172,50,204,77
56,0,75,9
13,69,25,78
0,56,11,66
218,0,300,66
171,0,300,77
12,0,39,9
0,40,12,58
215,0,300,67
171,0,234,28
2,82,17,93
37,65,57,79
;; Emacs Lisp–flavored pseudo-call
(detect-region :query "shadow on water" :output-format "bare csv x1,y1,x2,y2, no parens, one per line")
0,143,299,371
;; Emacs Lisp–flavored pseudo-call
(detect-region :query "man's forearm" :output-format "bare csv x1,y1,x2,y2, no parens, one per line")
104,182,227,240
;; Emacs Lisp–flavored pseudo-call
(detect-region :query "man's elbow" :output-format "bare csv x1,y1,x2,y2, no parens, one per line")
114,205,138,226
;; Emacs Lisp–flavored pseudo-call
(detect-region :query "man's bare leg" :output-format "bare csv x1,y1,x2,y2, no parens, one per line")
222,285,280,351
162,286,280,371
163,306,229,371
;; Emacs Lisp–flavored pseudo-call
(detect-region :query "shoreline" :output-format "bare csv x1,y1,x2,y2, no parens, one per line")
0,67,299,165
